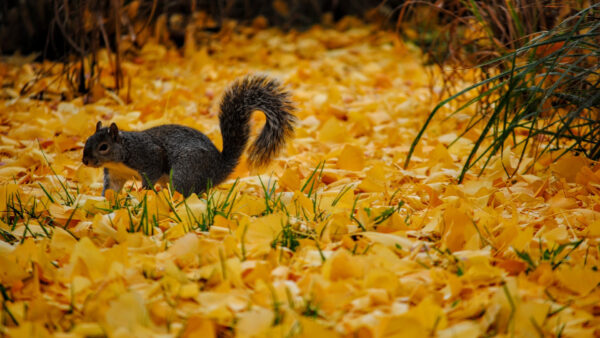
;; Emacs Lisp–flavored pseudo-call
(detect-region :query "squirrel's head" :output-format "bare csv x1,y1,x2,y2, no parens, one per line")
82,122,124,167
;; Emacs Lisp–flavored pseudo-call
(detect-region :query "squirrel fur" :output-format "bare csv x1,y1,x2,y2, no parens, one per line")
82,75,296,197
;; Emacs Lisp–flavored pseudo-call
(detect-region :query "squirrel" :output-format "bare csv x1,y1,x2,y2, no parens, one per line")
82,75,296,197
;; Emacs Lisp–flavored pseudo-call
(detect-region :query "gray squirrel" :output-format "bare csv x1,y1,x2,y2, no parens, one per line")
82,75,296,197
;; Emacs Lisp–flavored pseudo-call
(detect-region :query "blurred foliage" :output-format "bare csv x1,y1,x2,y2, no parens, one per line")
0,0,387,97
0,0,384,59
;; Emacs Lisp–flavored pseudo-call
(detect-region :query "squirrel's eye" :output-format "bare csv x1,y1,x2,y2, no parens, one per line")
98,143,109,153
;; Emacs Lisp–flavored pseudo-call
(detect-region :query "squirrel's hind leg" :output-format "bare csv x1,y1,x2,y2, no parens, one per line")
169,164,215,197
170,173,206,197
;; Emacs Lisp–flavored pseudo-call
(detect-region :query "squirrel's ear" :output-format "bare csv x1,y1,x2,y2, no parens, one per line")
109,123,120,141
96,121,102,131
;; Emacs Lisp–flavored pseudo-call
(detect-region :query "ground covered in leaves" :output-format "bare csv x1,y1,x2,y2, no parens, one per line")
1,18,600,337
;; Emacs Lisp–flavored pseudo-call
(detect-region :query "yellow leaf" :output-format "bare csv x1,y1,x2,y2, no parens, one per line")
290,191,314,220
0,166,27,179
358,165,387,193
587,219,600,237
63,110,90,136
514,300,550,337
541,225,569,245
360,232,414,250
383,314,428,338
323,250,364,281
237,212,286,257
241,260,271,286
337,144,365,171
548,194,578,210
74,165,102,186
105,292,151,333
49,227,77,260
71,276,91,294
6,322,51,338
232,194,265,215
551,153,589,182
68,237,106,282
176,193,207,223
409,296,447,331
462,256,504,284
48,203,85,225
144,191,171,221
181,315,216,338
556,266,600,295
71,323,105,337
279,167,301,191
167,232,200,267
298,317,337,337
318,118,348,143
236,307,274,337
437,321,480,338
320,212,349,241
179,283,199,299
80,194,109,213
364,268,398,297
358,177,385,193
91,213,120,241
428,143,454,167
442,206,476,252
165,222,189,240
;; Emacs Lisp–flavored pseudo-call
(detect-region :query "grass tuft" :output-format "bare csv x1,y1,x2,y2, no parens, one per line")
405,4,600,182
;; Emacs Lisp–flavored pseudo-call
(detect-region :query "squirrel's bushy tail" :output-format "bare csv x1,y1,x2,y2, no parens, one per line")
219,75,296,169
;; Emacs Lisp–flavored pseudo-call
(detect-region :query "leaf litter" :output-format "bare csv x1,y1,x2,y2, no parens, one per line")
1,18,600,337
